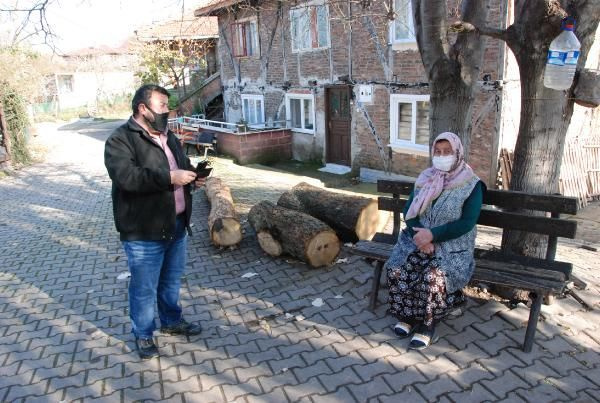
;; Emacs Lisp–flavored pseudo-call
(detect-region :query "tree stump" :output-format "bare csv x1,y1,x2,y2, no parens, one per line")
248,201,340,268
205,177,242,246
277,182,381,242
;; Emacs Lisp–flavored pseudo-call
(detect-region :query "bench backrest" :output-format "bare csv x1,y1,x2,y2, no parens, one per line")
377,179,579,260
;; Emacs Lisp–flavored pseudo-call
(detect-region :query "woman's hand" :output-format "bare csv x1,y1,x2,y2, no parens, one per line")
418,242,435,255
413,227,433,248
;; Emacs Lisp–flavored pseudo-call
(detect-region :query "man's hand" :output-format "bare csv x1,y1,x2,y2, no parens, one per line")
194,177,207,188
413,227,433,248
418,242,435,255
170,169,197,186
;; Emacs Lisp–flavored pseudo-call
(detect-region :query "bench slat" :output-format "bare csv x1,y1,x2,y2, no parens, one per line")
471,268,565,293
353,241,570,281
484,189,578,215
478,209,577,238
378,197,408,212
378,200,577,238
377,180,414,195
474,248,572,277
377,180,578,215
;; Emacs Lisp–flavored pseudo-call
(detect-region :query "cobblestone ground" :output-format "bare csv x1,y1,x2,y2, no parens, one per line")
0,120,599,402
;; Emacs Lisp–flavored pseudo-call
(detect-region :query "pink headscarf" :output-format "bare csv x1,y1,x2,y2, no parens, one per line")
404,132,477,220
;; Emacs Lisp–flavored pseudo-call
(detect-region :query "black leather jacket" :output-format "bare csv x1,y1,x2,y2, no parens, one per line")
104,117,193,241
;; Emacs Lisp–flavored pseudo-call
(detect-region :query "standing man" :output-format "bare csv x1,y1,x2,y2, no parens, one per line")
104,84,203,359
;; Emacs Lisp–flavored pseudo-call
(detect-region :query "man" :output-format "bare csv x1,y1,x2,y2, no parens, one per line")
104,84,204,359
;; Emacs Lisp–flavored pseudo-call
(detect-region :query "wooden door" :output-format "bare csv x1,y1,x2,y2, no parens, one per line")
325,86,351,165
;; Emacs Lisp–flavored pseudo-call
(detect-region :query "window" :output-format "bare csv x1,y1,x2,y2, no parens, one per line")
57,75,74,93
389,94,430,155
286,93,315,134
290,3,329,52
231,19,259,57
241,94,264,125
390,0,415,43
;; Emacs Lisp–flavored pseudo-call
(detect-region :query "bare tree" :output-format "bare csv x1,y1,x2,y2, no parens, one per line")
0,0,56,48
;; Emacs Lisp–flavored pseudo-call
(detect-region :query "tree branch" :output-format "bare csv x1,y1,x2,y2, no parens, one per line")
449,21,508,42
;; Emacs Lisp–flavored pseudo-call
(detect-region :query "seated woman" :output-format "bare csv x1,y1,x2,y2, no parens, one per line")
385,132,485,350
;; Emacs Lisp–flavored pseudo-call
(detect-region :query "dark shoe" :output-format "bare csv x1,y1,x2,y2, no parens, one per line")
409,324,439,350
161,319,202,336
136,337,158,359
393,321,415,339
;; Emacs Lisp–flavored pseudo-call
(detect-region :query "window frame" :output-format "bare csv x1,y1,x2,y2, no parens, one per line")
285,93,316,134
240,94,265,125
389,0,416,46
289,1,330,53
230,17,260,58
389,94,430,156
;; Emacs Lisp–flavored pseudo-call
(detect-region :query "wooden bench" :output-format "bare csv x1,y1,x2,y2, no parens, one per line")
351,179,579,352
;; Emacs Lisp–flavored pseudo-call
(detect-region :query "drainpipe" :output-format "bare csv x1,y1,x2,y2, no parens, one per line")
348,0,352,82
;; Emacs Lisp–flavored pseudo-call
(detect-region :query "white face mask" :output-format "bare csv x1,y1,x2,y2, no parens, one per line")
432,155,456,172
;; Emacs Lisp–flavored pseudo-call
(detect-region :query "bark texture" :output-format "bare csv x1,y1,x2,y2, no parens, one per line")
412,0,490,154
277,182,381,242
205,177,242,246
248,201,340,268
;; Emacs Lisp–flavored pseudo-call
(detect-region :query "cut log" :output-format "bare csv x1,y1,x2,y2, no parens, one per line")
205,177,242,246
248,201,340,268
277,182,381,242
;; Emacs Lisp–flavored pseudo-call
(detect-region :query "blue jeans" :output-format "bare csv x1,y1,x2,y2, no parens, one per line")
122,216,187,339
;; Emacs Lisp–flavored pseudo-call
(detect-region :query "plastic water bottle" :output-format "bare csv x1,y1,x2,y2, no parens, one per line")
543,17,581,90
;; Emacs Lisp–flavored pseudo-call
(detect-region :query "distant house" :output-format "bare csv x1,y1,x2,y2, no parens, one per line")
46,42,139,112
134,15,220,101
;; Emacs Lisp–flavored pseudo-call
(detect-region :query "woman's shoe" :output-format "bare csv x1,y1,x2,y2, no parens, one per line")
393,321,415,338
409,325,438,350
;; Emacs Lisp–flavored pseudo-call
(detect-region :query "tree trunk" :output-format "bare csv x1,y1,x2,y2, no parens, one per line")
248,201,340,268
412,0,490,155
500,0,600,258
205,177,242,246
277,182,381,242
0,101,12,160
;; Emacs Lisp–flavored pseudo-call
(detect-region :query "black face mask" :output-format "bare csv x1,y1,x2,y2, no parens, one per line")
144,104,170,132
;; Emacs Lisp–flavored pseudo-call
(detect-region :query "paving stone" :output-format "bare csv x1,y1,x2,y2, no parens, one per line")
235,363,273,383
346,375,394,401
480,370,531,399
477,350,526,377
282,377,328,401
246,386,290,403
447,362,496,388
511,359,561,386
445,325,488,350
515,382,571,401
414,355,462,381
378,387,427,402
293,359,334,384
162,376,202,399
414,374,462,401
447,383,496,403
544,371,600,399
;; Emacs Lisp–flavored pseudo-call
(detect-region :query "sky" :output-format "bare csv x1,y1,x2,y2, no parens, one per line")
1,0,201,53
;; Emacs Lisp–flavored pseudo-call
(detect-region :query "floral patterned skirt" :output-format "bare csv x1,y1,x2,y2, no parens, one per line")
387,250,465,326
